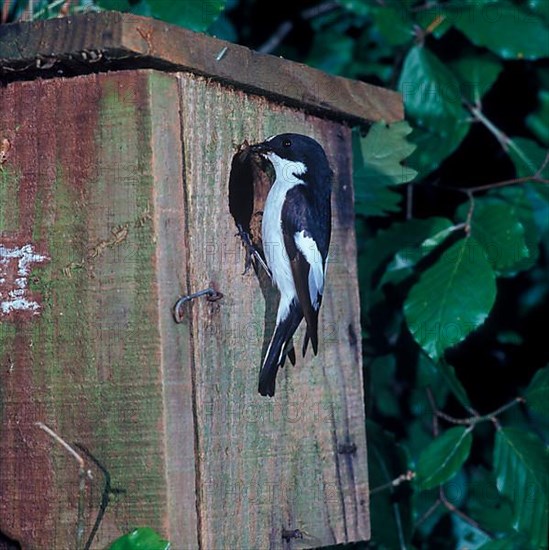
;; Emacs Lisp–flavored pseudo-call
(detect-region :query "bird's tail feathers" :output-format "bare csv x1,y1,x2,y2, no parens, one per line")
302,316,319,357
258,305,302,397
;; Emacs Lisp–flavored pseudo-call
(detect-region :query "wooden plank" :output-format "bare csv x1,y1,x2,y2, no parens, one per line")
178,74,369,548
0,11,403,125
0,71,198,549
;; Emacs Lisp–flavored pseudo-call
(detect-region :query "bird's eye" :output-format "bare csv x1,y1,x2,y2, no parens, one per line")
282,139,292,148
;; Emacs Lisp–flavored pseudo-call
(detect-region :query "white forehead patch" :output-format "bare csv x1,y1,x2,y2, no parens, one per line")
265,152,307,184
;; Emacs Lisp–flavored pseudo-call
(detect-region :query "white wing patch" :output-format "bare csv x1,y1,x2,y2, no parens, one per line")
295,230,324,309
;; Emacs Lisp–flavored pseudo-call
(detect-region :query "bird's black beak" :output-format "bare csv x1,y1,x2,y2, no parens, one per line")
249,141,271,154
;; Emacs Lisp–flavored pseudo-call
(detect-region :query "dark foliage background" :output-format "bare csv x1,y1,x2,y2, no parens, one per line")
2,1,548,549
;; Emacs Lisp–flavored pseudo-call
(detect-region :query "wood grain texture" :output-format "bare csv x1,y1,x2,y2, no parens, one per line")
0,71,197,549
0,11,403,125
178,74,369,548
0,64,383,548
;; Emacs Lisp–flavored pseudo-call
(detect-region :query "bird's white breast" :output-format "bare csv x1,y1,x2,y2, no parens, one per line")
262,154,306,322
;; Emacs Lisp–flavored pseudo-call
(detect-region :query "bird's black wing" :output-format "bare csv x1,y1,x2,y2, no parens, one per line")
281,186,328,356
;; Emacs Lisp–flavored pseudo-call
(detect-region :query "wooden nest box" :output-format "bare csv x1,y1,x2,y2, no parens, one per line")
0,12,402,550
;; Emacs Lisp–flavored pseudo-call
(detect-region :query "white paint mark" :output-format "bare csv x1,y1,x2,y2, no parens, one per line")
0,243,49,316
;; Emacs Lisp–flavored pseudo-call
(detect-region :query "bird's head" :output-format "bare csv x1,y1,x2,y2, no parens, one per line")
250,133,331,185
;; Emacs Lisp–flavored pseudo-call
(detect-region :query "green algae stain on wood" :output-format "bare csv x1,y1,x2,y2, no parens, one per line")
86,72,166,535
0,72,176,549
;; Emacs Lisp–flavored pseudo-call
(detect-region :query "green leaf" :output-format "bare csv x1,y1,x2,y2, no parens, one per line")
493,428,549,549
464,200,530,275
451,54,503,104
356,121,418,185
353,122,417,217
108,527,170,550
405,237,496,362
399,46,471,174
417,353,472,410
449,2,549,60
524,365,549,417
415,426,473,490
408,124,471,175
410,353,471,415
526,90,549,146
508,137,549,179
467,468,515,534
367,421,413,548
477,532,533,550
358,218,454,309
372,6,414,46
354,178,402,217
382,217,455,286
399,46,466,129
495,186,541,271
148,0,227,32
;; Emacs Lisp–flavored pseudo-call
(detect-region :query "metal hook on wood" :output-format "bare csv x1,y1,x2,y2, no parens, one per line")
173,287,223,323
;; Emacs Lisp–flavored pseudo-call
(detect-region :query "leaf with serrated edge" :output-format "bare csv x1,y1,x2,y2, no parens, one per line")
399,46,471,174
465,200,529,274
405,237,496,362
358,121,418,185
493,428,549,549
399,46,468,129
415,426,473,490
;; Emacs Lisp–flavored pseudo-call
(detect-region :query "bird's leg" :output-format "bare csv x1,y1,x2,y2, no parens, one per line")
236,225,272,278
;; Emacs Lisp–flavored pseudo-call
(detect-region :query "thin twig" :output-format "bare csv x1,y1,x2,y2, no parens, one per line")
257,21,292,54
426,387,441,436
414,498,442,528
440,486,495,538
36,423,92,550
468,104,510,151
463,191,474,235
536,151,549,176
370,470,415,495
456,174,549,194
36,422,86,470
74,443,121,550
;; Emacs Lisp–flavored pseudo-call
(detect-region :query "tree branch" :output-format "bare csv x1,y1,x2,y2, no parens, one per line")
425,389,524,427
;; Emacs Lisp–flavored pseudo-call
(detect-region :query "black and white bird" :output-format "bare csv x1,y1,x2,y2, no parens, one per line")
250,133,332,397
